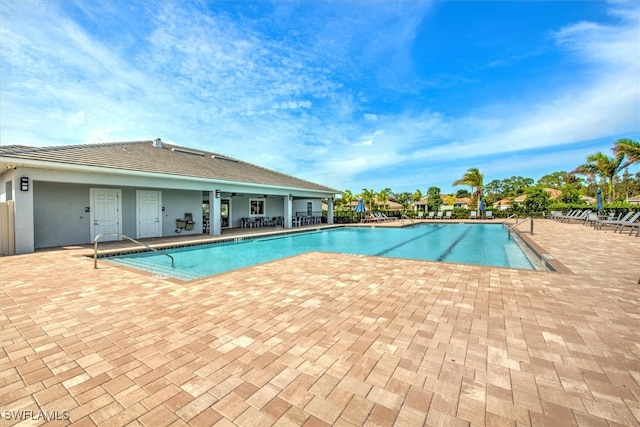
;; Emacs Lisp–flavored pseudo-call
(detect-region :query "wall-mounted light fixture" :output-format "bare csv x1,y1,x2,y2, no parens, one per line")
20,177,29,191
215,189,221,198
288,194,293,201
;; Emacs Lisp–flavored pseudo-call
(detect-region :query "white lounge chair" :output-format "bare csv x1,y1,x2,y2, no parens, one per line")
445,211,453,220
436,211,443,219
485,211,494,220
469,211,477,220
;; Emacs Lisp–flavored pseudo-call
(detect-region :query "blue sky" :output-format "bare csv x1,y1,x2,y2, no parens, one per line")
1,0,639,194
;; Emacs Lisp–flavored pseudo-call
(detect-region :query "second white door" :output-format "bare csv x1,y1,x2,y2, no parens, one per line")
137,191,162,238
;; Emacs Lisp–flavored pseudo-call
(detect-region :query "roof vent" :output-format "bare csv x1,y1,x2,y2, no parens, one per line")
153,138,163,148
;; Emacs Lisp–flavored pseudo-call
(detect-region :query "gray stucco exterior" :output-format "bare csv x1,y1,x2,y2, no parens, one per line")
1,141,338,253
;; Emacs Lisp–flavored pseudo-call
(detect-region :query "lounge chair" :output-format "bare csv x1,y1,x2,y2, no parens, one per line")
485,211,494,220
428,211,435,219
445,211,453,220
436,211,443,219
563,210,589,223
613,212,640,233
417,212,424,219
584,212,598,227
469,211,477,220
361,213,376,223
594,212,633,230
556,210,580,222
373,212,391,222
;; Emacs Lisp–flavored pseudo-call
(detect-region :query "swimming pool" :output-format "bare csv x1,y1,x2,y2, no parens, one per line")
105,224,541,281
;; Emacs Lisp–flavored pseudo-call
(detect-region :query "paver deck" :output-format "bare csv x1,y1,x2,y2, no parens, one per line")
1,219,639,426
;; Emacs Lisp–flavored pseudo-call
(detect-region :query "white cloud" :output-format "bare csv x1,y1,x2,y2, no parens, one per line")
0,1,637,195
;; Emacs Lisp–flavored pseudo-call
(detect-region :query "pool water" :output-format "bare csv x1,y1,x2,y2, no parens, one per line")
106,224,538,281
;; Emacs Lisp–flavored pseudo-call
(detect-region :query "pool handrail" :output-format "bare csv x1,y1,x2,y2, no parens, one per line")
94,233,175,269
507,217,534,234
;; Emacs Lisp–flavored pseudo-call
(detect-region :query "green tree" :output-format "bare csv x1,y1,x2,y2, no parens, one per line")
484,179,503,203
426,186,442,212
559,186,581,204
452,167,484,211
340,190,354,210
613,138,640,166
573,152,625,202
378,188,391,210
537,172,565,188
396,192,412,213
411,189,423,203
360,188,377,212
524,186,550,212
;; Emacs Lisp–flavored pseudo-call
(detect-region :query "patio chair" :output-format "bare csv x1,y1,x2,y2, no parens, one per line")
428,211,435,219
445,211,453,220
469,211,477,220
485,211,494,220
436,211,443,219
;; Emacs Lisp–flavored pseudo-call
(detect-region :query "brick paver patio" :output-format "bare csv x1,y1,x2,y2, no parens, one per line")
1,219,639,426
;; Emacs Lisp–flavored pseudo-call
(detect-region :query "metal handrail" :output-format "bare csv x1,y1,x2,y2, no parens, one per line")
501,214,518,224
94,233,174,269
401,214,414,224
507,217,534,234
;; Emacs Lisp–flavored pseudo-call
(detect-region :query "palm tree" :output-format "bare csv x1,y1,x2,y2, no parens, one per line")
360,189,377,212
452,168,484,211
341,190,354,211
573,152,625,202
613,138,640,166
377,188,391,210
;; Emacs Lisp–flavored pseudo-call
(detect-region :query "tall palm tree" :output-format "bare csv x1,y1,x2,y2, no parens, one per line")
360,189,377,212
573,152,625,202
613,138,640,166
341,190,354,211
452,168,484,211
377,188,391,210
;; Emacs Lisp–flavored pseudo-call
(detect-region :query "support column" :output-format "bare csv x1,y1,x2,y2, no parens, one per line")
327,197,334,225
284,195,293,229
13,175,34,254
210,190,221,236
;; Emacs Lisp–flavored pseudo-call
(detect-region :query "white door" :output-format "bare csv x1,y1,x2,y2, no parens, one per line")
90,188,122,242
137,191,162,238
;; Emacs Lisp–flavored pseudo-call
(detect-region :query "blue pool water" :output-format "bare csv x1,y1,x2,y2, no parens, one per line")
106,224,537,280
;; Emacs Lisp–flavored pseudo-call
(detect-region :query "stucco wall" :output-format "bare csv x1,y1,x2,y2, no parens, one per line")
34,182,91,248
161,189,203,236
228,196,286,227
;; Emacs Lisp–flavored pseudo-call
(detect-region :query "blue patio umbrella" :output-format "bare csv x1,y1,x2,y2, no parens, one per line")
596,188,603,211
355,198,366,221
479,199,485,211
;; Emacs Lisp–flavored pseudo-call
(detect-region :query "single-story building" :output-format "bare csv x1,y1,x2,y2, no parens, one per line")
0,139,339,254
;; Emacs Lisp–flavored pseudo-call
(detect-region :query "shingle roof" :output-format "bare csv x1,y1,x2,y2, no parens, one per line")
0,140,338,193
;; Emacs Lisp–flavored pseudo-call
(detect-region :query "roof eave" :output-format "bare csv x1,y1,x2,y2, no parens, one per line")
0,156,339,195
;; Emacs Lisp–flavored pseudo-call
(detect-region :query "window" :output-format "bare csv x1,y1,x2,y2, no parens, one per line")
250,199,265,216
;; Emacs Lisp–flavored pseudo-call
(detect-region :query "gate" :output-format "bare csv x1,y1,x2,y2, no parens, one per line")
0,201,15,256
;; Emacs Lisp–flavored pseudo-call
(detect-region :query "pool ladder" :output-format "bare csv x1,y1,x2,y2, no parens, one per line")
93,233,175,269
